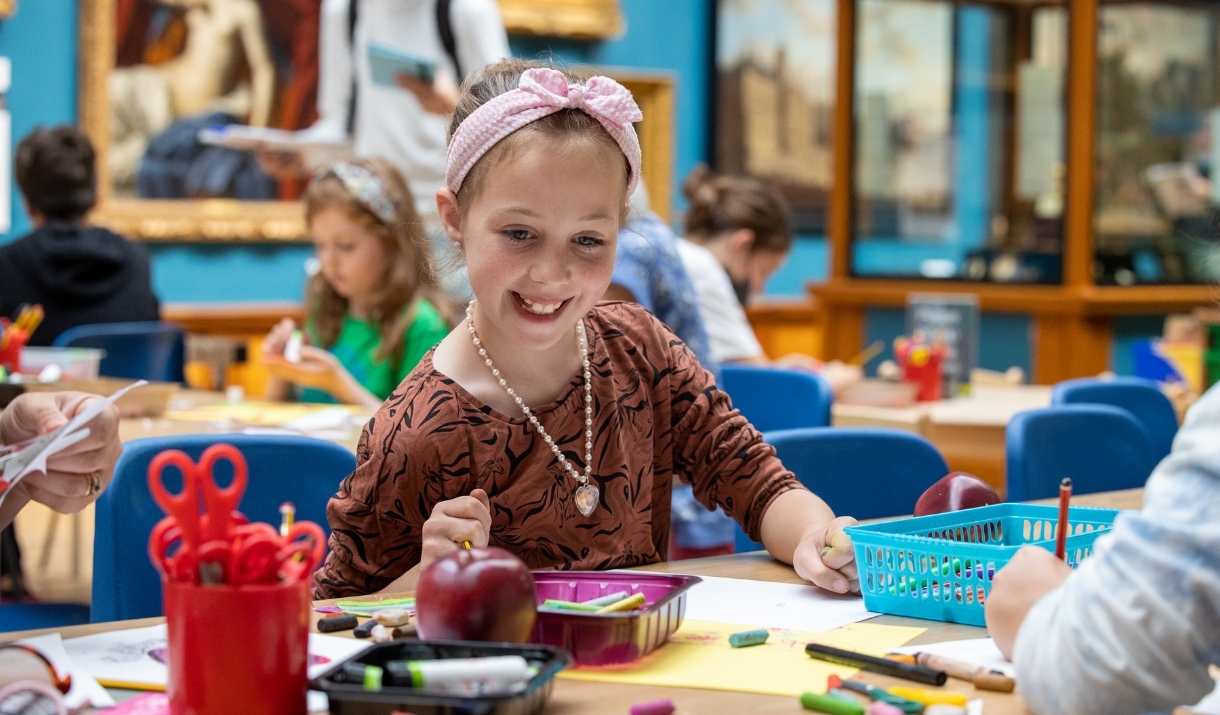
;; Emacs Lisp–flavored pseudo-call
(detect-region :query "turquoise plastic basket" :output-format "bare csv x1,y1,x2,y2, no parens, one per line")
845,504,1122,626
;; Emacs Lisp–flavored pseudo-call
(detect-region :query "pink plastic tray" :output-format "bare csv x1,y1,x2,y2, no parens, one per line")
529,571,701,666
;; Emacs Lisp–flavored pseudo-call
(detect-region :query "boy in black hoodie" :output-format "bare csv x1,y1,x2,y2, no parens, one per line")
0,126,159,346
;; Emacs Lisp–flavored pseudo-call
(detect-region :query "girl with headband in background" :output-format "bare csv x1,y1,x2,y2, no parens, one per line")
263,159,451,410
314,59,859,598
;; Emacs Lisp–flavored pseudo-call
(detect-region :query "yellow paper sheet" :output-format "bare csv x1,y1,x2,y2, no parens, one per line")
164,401,365,427
558,620,926,697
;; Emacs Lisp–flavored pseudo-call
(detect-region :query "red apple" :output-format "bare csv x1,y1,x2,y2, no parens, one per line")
415,547,537,643
914,472,1001,516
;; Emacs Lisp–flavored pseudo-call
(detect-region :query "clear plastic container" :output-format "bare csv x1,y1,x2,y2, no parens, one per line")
530,571,701,666
19,347,104,380
312,640,570,715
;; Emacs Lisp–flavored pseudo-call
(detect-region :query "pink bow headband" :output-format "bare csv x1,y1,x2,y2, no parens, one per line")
445,68,644,196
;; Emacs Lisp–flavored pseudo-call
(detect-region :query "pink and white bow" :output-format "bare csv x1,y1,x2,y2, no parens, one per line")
445,67,644,195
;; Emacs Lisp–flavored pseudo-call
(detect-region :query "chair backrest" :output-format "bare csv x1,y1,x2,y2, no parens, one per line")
720,364,833,433
734,427,949,552
1005,405,1158,502
92,434,356,622
53,321,186,383
1051,376,1178,463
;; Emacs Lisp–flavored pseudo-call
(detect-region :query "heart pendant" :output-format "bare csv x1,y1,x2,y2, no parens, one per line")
574,483,599,517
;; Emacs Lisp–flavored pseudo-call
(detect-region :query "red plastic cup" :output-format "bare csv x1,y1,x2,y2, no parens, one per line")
163,579,310,715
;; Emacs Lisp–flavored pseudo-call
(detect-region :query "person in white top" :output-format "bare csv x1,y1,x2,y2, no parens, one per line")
676,165,861,390
985,382,1220,715
310,0,510,223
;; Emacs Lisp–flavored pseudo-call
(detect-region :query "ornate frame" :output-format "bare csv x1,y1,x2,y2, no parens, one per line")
78,0,665,243
78,0,308,243
498,0,622,40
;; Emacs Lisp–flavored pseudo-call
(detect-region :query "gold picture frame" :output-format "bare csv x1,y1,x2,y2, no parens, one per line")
78,0,307,243
498,0,622,40
78,0,666,243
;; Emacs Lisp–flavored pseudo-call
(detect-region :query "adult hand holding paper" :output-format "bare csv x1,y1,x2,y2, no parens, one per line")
0,383,145,527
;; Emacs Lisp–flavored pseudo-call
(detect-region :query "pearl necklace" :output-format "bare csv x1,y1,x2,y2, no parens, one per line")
465,301,599,517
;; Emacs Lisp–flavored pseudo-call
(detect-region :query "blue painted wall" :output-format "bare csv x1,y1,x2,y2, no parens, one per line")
0,0,78,240
509,0,712,215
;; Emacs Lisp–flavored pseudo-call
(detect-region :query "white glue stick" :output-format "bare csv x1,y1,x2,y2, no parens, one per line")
386,655,530,695
284,330,304,363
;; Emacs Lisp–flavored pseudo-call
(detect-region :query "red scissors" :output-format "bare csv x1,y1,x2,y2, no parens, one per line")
148,444,248,582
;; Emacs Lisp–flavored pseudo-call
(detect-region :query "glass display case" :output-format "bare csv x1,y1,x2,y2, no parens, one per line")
850,0,1067,284
1093,3,1220,286
813,0,1220,384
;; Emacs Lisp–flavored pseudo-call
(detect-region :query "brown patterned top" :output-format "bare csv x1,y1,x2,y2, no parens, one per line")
313,302,802,598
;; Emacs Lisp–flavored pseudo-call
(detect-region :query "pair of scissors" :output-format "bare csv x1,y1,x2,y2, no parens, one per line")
148,444,249,583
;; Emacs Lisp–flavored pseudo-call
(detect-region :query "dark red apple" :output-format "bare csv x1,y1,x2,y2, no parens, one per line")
415,547,537,643
914,472,1001,516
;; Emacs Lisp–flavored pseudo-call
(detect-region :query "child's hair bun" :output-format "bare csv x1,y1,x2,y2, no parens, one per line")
680,164,792,254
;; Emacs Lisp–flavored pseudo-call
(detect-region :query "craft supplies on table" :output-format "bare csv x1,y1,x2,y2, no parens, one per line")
530,572,701,666
557,620,925,698
311,639,569,715
847,503,1121,625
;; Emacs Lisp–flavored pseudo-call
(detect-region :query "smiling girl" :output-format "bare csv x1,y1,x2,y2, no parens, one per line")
314,60,859,598
263,159,450,410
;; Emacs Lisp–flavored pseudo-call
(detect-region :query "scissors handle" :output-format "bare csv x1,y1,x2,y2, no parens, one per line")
278,522,327,582
195,444,249,543
148,450,203,549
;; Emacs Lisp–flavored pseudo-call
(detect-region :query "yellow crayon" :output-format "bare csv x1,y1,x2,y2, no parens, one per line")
596,592,646,613
886,688,967,707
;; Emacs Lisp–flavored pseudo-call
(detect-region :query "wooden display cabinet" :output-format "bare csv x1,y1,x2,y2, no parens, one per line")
812,0,1220,384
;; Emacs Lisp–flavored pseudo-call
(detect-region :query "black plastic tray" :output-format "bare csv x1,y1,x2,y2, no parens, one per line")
310,640,572,715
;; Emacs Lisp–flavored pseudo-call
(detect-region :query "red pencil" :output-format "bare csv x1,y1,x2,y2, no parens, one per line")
1055,478,1072,560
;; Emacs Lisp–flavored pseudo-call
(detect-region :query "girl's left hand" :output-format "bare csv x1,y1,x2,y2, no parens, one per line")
792,516,860,594
264,346,347,394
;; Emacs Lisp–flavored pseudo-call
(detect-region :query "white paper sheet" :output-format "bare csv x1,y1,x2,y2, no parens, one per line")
18,632,115,709
63,623,371,690
676,575,877,632
891,637,1016,678
0,380,147,509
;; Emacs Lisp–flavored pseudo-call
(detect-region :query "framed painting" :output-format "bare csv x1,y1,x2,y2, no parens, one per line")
79,0,311,241
78,0,660,242
715,0,837,233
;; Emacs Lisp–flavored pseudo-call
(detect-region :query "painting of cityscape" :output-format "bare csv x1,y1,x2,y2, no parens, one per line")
716,0,836,232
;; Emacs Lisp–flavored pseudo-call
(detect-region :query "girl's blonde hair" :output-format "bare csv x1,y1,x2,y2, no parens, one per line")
682,164,792,254
303,158,447,369
447,58,631,217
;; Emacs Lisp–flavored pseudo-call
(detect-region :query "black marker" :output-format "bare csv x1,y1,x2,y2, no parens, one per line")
805,643,947,686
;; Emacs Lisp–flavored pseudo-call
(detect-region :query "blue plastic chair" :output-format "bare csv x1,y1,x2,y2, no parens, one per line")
1051,376,1178,463
1006,405,1158,502
92,434,356,622
720,364,833,432
53,321,186,383
735,427,950,552
0,603,91,633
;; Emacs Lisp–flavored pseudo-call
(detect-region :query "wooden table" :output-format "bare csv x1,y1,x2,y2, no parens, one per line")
832,385,1053,495
3,489,1144,715
118,389,365,453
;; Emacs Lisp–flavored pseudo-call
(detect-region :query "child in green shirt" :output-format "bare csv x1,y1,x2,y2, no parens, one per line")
263,159,451,409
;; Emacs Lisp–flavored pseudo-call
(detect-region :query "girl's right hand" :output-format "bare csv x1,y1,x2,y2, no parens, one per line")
263,317,299,356
419,489,492,573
